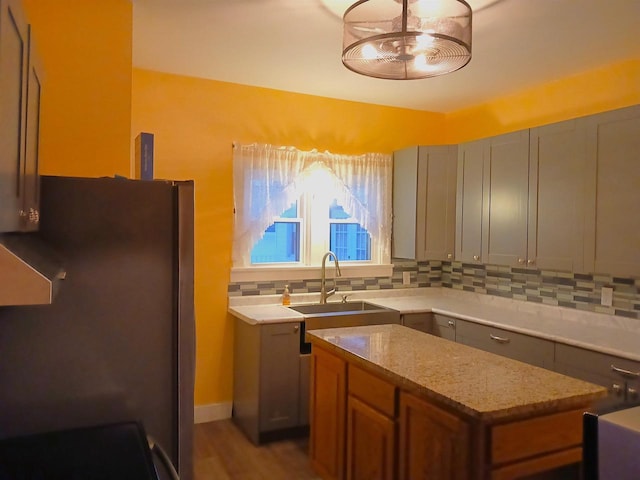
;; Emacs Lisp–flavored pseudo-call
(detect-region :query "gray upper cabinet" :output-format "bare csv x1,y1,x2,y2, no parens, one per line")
482,130,531,267
583,105,640,277
0,0,28,232
0,0,41,233
528,118,588,271
458,121,591,271
393,145,457,261
455,140,484,263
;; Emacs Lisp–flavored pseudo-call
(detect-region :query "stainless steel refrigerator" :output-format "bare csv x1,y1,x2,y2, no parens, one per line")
0,176,195,480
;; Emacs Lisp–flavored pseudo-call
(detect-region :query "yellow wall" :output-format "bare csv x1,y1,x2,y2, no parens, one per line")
445,59,640,143
22,0,132,177
130,69,445,405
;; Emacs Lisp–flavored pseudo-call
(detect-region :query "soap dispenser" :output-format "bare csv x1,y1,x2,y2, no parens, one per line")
282,285,291,306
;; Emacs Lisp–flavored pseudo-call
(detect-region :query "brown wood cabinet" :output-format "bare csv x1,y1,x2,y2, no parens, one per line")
346,395,395,480
310,346,347,480
398,391,470,480
309,333,594,480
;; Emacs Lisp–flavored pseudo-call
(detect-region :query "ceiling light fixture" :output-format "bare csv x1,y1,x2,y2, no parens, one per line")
342,0,472,80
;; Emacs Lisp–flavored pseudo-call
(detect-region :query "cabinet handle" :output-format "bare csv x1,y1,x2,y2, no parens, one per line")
489,334,510,344
612,383,623,395
447,320,455,328
611,364,640,378
473,255,479,261
527,259,535,266
628,387,638,398
447,253,453,259
294,325,299,333
518,258,525,265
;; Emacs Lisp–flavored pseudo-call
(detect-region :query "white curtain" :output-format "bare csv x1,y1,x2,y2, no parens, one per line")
232,142,393,267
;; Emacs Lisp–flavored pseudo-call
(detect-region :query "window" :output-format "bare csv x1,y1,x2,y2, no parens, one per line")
232,143,392,271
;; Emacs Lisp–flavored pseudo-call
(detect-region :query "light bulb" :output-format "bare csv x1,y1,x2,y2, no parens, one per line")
362,44,378,59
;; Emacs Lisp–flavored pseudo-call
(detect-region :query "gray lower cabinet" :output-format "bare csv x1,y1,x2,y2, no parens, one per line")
401,312,432,333
232,318,303,444
555,343,640,408
432,313,456,341
455,319,555,370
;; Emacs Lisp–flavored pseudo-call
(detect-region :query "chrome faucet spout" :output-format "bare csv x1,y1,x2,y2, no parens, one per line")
320,251,342,304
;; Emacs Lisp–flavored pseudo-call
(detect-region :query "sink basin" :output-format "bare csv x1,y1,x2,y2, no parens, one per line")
289,301,385,316
290,301,401,351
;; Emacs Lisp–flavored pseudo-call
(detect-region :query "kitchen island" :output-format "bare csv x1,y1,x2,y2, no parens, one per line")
307,324,607,480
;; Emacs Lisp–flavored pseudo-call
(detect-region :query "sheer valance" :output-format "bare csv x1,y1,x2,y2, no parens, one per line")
232,143,392,267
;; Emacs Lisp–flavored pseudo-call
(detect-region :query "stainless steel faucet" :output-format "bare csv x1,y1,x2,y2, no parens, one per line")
320,251,342,304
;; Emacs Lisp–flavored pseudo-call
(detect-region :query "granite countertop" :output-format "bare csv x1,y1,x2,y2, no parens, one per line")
307,324,608,423
228,287,640,362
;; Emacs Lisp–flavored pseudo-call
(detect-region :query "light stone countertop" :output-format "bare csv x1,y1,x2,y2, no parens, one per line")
228,287,640,362
307,324,608,422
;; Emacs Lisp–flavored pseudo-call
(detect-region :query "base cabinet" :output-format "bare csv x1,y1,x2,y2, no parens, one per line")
309,344,588,480
346,396,395,480
309,346,346,480
232,319,303,444
398,392,470,480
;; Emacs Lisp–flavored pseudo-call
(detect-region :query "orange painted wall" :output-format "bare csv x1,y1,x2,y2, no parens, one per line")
22,0,132,177
445,59,640,143
130,69,445,405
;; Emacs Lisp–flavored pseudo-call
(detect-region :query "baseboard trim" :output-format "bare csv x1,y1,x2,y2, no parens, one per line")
194,402,232,424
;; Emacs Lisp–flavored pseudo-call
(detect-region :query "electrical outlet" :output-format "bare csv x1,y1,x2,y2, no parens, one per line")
601,287,613,307
402,271,411,285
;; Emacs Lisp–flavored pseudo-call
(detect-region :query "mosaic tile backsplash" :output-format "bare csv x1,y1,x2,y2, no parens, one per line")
228,260,640,320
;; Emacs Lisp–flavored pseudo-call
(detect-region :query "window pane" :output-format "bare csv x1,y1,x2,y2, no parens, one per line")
251,222,300,263
330,223,371,261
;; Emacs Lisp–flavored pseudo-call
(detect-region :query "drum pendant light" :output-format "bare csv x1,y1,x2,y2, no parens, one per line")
342,0,472,80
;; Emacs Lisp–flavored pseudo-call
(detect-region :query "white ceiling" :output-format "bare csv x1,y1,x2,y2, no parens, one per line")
132,0,640,113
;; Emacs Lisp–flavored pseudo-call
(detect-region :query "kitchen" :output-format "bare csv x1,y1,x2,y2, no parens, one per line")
1,0,639,478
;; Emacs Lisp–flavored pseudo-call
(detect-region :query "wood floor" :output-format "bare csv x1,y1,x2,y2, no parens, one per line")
193,420,320,479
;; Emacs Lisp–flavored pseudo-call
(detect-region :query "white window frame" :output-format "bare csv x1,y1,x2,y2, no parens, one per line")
231,143,393,282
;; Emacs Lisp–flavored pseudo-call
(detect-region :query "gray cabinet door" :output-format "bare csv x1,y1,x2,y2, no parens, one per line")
0,0,28,232
482,130,530,267
528,118,588,272
392,146,419,259
455,139,484,263
584,105,640,277
21,25,42,232
393,145,457,261
432,314,456,341
555,343,640,408
455,319,554,370
420,146,457,261
259,322,301,431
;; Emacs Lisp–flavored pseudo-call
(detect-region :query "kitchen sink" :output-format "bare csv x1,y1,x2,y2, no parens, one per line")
290,301,401,354
288,301,386,316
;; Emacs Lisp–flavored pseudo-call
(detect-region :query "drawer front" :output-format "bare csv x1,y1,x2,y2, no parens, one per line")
456,320,554,370
349,364,396,418
432,314,456,342
555,343,640,405
402,313,432,333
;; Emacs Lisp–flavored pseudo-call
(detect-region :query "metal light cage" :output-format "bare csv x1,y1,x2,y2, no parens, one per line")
342,0,472,80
